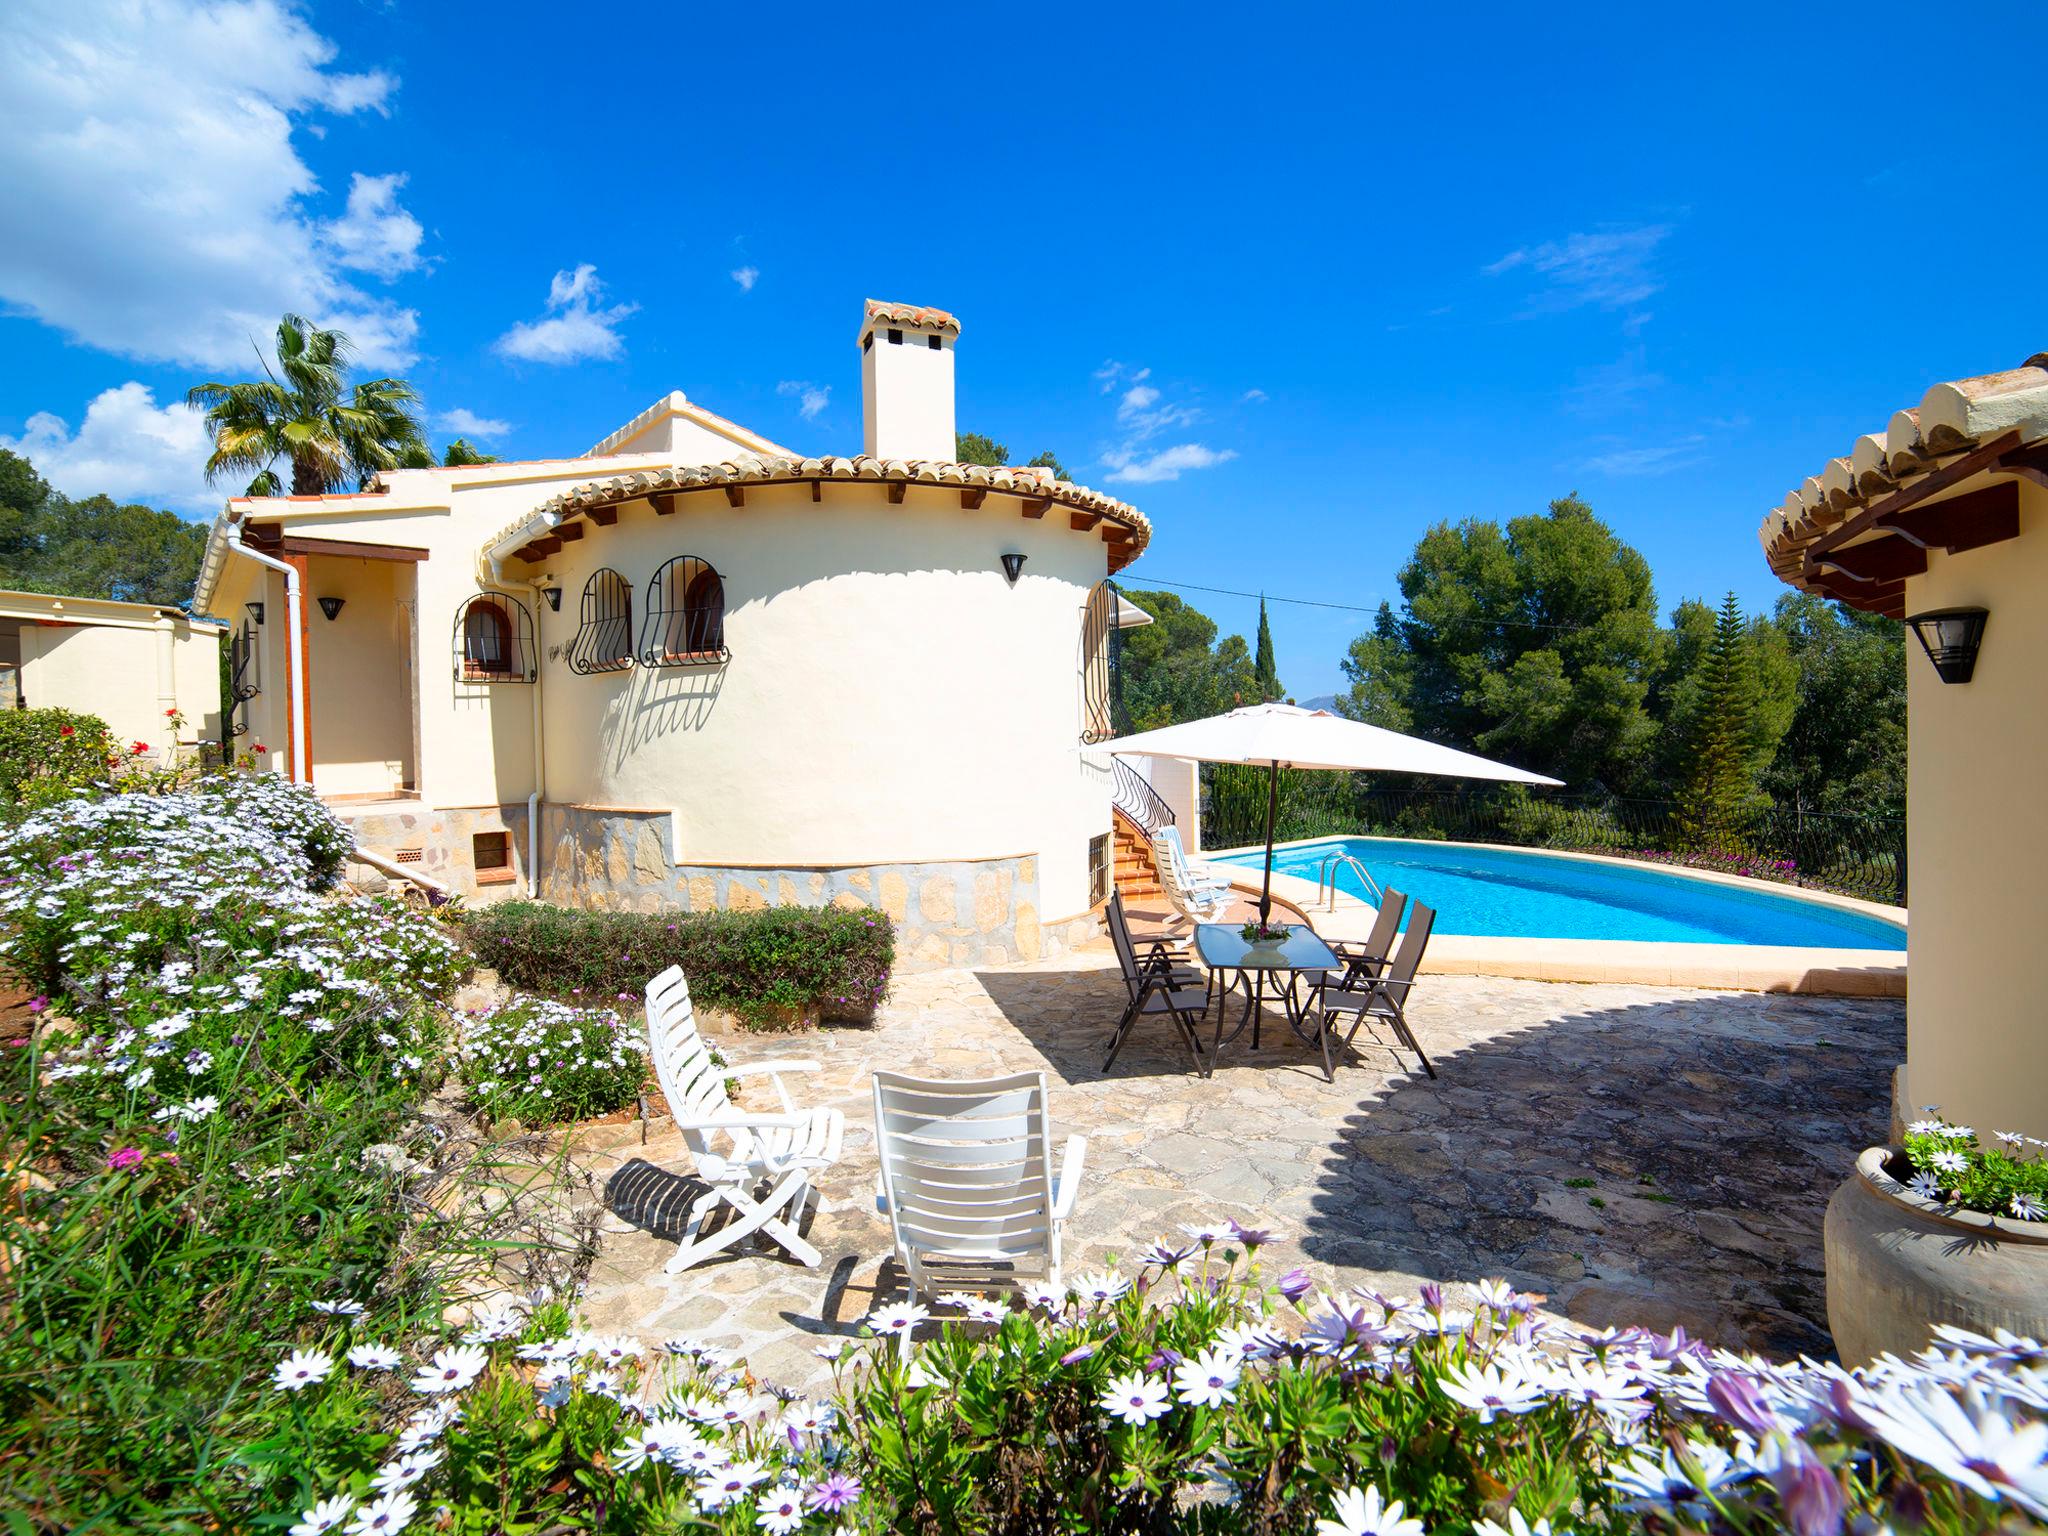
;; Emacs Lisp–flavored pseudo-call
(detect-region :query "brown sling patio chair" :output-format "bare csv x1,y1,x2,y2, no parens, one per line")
1103,891,1211,1075
1304,899,1438,1080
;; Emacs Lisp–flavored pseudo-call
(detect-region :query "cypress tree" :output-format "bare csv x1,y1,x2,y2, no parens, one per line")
1254,597,1282,702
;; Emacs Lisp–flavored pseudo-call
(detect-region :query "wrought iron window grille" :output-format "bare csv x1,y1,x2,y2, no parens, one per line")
638,555,729,667
227,620,261,736
452,592,537,684
568,568,635,675
1079,579,1126,744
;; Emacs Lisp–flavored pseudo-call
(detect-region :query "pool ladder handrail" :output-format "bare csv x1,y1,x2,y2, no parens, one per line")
1314,849,1385,909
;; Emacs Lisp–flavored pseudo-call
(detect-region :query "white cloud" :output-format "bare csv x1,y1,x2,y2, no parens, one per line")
1094,360,1149,394
436,408,511,439
1102,443,1237,484
1,383,214,512
775,380,830,420
1112,375,1201,441
323,172,423,280
1580,435,1707,477
0,0,422,369
1485,223,1673,315
730,265,759,292
492,264,637,365
1241,388,1268,403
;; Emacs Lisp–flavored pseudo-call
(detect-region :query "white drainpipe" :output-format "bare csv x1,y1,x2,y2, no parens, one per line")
487,540,550,897
233,545,309,784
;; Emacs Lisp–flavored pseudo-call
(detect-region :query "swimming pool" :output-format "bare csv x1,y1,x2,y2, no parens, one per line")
1214,836,1906,950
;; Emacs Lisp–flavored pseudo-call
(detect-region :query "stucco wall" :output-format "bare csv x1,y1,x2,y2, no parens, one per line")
17,615,223,749
1897,478,2048,1138
527,483,1114,918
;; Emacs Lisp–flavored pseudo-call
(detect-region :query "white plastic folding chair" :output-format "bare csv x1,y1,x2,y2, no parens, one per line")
1158,825,1233,901
1151,831,1232,928
872,1070,1086,1302
644,965,845,1273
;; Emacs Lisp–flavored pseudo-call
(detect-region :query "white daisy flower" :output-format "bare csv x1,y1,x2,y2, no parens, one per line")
272,1348,335,1392
1099,1371,1172,1425
347,1342,404,1371
1172,1347,1241,1409
1316,1484,1426,1536
409,1344,489,1396
344,1489,418,1534
289,1495,354,1536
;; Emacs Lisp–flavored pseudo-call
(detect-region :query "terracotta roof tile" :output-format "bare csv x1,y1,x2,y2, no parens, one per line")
862,300,960,335
1758,354,2048,586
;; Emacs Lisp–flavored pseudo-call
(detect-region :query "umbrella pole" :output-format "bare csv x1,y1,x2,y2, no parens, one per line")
1258,759,1280,923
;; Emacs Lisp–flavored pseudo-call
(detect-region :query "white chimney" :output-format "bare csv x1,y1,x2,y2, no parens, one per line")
859,300,959,461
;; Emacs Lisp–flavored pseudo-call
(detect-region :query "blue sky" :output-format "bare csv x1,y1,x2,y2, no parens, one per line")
3,1,2044,695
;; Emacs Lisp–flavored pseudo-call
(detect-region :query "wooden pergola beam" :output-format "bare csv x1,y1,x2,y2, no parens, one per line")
1815,537,1927,583
587,505,618,526
724,486,745,508
555,521,585,542
960,487,987,510
648,493,677,516
1021,498,1051,519
886,483,906,504
1070,511,1103,532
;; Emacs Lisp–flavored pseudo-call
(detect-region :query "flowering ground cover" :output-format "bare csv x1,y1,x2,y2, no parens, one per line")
265,1235,2048,1534
455,996,646,1126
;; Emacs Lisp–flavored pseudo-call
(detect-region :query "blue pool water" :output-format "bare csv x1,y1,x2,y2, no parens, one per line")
1214,836,1906,949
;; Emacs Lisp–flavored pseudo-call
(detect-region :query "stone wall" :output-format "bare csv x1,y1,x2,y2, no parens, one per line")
343,801,1094,970
341,802,531,899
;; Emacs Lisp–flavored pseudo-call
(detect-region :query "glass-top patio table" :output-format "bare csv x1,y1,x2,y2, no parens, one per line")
1192,922,1342,1078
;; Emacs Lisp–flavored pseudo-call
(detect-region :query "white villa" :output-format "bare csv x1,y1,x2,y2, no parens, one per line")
192,301,1155,967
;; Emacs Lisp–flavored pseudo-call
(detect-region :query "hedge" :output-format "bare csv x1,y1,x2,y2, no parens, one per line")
460,900,894,1026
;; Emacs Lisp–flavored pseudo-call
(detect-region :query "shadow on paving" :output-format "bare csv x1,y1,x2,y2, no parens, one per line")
978,964,1901,1359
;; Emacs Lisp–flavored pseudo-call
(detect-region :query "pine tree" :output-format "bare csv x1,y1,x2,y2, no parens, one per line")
1254,597,1282,701
1682,592,1758,849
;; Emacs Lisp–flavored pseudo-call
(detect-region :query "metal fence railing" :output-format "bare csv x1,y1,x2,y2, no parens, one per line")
1199,768,1906,904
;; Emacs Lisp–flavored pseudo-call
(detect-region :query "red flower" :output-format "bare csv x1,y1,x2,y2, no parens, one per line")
131,742,149,755
252,742,267,754
58,725,74,738
164,707,177,717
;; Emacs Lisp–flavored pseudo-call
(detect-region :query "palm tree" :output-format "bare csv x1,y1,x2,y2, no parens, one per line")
188,315,427,496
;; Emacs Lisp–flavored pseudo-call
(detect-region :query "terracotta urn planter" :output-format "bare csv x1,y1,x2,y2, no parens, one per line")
1824,1146,2048,1365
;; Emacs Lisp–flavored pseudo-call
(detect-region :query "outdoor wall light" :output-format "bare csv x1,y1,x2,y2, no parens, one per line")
1905,607,1988,684
541,585,562,612
317,596,346,622
245,602,265,626
1000,552,1027,586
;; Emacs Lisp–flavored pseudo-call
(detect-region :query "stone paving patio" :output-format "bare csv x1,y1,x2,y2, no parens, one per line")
572,946,1903,1390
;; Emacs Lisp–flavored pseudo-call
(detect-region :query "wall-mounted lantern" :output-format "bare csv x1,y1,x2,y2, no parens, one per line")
317,596,346,622
542,586,563,613
245,602,265,626
1000,552,1027,586
1905,607,1988,684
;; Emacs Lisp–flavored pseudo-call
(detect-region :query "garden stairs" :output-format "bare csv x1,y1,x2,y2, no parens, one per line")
1111,806,1166,900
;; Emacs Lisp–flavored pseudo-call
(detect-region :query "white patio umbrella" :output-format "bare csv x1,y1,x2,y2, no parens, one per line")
1092,702,1564,920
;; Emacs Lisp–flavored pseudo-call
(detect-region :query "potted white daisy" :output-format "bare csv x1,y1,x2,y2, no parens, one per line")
1824,1111,2048,1365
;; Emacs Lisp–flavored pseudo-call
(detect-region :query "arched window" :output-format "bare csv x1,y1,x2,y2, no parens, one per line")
452,592,536,684
640,556,729,666
568,569,634,674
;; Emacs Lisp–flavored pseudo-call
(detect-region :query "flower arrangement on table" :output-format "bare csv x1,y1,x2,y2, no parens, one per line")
1895,1110,2048,1223
1238,917,1290,948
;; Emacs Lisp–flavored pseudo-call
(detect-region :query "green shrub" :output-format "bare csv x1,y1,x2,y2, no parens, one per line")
0,705,121,807
455,997,647,1126
461,901,894,1026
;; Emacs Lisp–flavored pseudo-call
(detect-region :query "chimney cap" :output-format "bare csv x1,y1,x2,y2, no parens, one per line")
862,299,960,338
